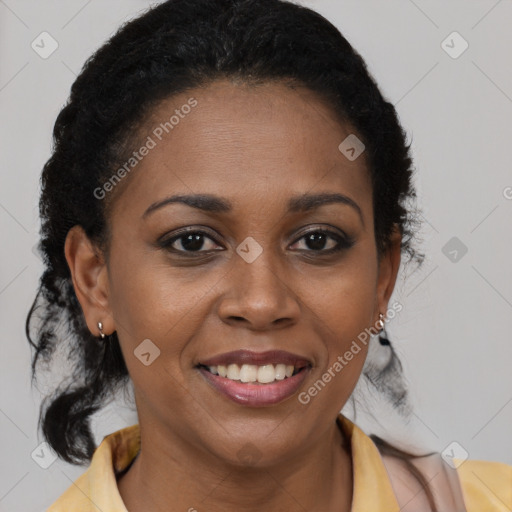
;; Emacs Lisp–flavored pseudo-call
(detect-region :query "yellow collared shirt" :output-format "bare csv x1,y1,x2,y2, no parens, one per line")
47,414,512,511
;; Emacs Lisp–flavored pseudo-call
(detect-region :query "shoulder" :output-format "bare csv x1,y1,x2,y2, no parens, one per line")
455,458,512,511
380,450,512,512
46,424,139,511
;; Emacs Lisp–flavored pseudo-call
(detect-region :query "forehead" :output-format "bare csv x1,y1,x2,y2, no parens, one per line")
108,79,372,221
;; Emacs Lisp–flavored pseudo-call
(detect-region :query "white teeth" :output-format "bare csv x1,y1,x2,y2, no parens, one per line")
239,364,258,382
227,363,240,380
204,363,304,384
257,364,276,384
275,364,287,380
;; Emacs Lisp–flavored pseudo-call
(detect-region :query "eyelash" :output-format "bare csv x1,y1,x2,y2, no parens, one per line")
158,226,355,257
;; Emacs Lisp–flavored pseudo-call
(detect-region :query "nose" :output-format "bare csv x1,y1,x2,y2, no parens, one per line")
216,249,301,331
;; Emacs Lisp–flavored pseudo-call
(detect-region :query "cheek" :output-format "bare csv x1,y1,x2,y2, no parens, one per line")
311,250,377,332
303,283,372,410
321,303,372,388
108,262,213,408
308,248,376,383
107,250,237,399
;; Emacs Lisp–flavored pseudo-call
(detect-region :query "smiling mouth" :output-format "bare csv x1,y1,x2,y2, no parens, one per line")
196,349,313,405
196,362,310,385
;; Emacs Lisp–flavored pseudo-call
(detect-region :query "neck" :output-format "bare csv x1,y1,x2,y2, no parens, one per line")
117,417,353,512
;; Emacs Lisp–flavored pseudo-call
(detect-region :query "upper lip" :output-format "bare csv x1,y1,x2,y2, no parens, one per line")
198,349,312,368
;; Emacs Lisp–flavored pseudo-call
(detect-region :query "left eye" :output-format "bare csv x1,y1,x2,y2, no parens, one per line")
290,230,351,252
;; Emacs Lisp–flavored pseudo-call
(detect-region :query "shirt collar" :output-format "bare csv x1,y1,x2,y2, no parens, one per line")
337,414,400,511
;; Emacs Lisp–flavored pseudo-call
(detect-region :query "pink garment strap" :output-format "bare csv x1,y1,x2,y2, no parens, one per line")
381,451,468,511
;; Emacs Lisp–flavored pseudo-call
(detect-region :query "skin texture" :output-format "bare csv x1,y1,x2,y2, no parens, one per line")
64,80,402,512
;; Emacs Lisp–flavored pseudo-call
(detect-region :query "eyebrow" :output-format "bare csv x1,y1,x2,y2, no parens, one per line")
142,192,364,225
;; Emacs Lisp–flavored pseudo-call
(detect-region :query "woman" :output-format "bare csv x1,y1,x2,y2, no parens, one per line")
26,0,511,510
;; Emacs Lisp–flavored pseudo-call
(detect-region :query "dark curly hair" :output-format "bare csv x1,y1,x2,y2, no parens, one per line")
27,0,433,506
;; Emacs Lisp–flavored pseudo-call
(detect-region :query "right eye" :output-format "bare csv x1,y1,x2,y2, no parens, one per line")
159,229,224,255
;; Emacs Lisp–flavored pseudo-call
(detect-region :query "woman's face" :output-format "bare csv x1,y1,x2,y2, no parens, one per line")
68,79,400,465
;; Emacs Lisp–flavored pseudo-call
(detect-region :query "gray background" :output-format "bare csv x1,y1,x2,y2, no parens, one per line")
1,0,511,510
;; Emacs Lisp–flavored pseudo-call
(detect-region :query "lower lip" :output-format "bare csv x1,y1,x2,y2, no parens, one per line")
198,367,310,407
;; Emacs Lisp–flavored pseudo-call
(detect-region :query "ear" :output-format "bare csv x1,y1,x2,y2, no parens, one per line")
374,224,402,322
64,225,114,338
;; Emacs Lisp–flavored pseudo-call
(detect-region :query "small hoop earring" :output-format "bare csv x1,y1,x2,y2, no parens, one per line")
376,312,385,331
97,321,106,339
